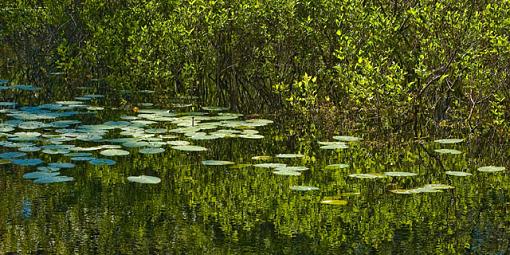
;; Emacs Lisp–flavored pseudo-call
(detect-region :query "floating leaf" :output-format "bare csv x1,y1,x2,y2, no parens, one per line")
167,140,190,146
290,185,319,191
321,200,348,205
251,155,272,160
89,158,116,166
0,151,27,159
384,172,418,177
423,184,454,190
254,163,287,168
71,156,96,162
48,162,76,169
23,171,60,180
477,166,505,173
275,153,304,158
12,158,44,166
434,138,464,144
202,160,235,166
434,149,462,155
325,164,349,170
445,171,472,177
274,166,309,171
127,175,161,184
348,173,387,179
172,145,207,152
33,176,74,184
139,147,165,154
239,134,265,139
320,144,349,150
272,170,301,176
100,149,130,156
332,135,362,142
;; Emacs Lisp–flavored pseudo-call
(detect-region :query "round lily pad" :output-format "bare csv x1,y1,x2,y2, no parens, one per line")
325,164,349,170
100,149,130,156
434,138,464,144
48,162,76,169
477,166,505,173
239,134,264,139
254,163,287,168
290,185,319,191
23,171,60,180
172,145,207,152
127,175,161,184
202,160,235,166
333,135,362,142
274,166,309,171
251,156,272,160
445,171,472,177
89,158,116,166
321,200,348,205
12,158,44,166
275,153,304,158
167,140,191,146
348,173,387,179
33,176,74,184
434,149,462,155
273,170,301,176
139,147,165,154
0,152,27,159
384,172,418,177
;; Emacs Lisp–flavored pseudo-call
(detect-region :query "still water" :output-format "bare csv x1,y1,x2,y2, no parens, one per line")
0,82,509,254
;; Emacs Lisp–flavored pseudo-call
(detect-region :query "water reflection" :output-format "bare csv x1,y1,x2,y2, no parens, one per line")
0,81,508,254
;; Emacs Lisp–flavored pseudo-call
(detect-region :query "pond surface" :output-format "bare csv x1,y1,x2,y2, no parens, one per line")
0,82,509,254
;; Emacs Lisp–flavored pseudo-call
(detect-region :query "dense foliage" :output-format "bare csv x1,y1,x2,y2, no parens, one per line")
1,0,509,133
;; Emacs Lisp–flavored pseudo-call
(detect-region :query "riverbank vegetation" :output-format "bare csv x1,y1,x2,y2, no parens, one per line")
1,0,509,135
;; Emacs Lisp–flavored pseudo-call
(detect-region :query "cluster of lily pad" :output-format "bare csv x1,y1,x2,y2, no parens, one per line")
0,85,273,184
345,137,506,194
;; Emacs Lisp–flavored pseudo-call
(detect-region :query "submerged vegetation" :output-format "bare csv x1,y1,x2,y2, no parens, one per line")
1,0,510,135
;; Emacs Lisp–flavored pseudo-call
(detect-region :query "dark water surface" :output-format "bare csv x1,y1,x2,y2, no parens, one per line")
0,83,509,254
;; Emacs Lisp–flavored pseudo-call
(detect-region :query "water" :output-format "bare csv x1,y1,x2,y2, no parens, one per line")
0,84,509,254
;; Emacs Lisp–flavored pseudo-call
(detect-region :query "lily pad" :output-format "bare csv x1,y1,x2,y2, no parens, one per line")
325,164,349,170
33,176,74,184
251,155,272,160
167,140,191,146
321,199,348,205
12,158,44,166
272,170,301,176
202,160,235,166
320,144,349,150
48,162,76,169
139,147,165,154
332,135,363,142
290,185,319,191
445,171,472,177
477,166,505,173
275,153,304,158
434,149,462,155
254,163,287,168
127,175,161,184
0,151,27,159
434,138,464,144
384,172,418,177
89,158,116,166
23,171,60,180
172,145,207,152
100,149,130,156
348,173,387,179
274,166,309,171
